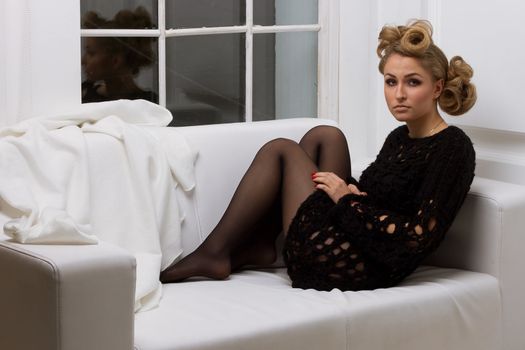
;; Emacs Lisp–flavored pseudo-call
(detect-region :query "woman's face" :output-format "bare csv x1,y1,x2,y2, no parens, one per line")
81,37,114,82
383,53,443,123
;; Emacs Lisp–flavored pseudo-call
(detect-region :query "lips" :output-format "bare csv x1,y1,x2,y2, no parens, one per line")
393,105,410,112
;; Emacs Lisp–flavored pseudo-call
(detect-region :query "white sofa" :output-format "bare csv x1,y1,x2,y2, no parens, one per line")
1,118,524,350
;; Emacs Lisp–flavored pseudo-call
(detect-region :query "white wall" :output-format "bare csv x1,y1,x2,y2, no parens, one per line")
338,0,525,185
337,0,375,164
0,0,81,126
2,0,525,186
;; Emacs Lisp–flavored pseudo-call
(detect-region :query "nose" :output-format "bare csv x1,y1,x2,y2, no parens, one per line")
395,84,406,101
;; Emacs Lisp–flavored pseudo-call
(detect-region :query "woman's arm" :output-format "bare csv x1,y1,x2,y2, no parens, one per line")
312,172,367,203
334,139,475,264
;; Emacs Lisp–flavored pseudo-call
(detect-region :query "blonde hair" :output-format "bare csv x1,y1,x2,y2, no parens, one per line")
377,20,476,116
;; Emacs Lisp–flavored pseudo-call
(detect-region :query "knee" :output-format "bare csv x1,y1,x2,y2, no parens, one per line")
301,125,347,145
258,137,298,155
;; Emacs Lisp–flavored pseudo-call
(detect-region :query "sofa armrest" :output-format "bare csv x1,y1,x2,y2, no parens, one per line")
423,177,525,275
423,177,525,350
0,241,136,350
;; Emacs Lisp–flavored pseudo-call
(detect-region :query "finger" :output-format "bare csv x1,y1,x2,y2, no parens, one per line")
314,172,339,181
314,171,331,177
312,176,327,184
317,178,339,189
315,183,331,193
355,189,364,195
318,172,344,184
311,172,327,181
348,184,366,195
312,173,334,185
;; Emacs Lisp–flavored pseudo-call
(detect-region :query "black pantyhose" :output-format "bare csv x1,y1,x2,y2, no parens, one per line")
160,126,352,283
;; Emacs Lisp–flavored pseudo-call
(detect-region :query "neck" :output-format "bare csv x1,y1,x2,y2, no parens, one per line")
406,112,445,139
104,75,140,97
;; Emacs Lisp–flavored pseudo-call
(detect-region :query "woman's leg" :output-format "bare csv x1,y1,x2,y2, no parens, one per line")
160,138,318,282
160,125,353,283
230,125,353,269
299,125,352,180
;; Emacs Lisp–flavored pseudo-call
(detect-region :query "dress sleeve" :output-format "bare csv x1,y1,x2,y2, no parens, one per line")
334,139,475,269
346,176,360,187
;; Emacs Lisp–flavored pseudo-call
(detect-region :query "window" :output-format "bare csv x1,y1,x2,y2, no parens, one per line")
80,0,338,126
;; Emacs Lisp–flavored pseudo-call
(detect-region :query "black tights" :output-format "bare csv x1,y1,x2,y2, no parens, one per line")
160,125,353,282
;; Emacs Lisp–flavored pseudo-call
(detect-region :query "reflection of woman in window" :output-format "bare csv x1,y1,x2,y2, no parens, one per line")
161,20,477,292
81,7,157,103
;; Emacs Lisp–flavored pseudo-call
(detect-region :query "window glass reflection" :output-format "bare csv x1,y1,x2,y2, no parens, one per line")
166,0,244,29
253,32,318,121
254,0,318,26
81,7,158,104
81,1,158,29
166,34,245,126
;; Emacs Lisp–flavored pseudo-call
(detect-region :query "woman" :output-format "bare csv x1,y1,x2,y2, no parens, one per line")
160,20,477,291
81,7,158,103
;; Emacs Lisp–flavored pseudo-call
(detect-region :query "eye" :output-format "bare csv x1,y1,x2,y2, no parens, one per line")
408,79,422,86
385,78,396,87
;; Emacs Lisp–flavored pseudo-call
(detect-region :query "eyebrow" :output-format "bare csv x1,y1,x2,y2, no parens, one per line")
384,73,423,78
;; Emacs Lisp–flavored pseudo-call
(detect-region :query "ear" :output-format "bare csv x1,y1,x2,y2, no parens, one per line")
433,79,444,99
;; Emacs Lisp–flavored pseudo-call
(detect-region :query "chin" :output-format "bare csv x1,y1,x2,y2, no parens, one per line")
391,113,412,123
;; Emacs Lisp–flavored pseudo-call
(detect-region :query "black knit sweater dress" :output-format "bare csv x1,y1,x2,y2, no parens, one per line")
283,124,476,291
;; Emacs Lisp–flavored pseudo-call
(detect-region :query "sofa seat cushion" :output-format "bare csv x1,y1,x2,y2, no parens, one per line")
134,266,501,350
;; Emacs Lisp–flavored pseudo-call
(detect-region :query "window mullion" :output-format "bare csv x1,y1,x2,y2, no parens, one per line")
245,0,253,123
318,0,340,121
252,24,321,34
166,26,247,37
158,0,166,107
80,29,160,37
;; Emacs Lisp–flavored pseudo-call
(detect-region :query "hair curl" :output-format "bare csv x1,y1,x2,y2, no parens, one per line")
377,20,476,116
82,6,156,75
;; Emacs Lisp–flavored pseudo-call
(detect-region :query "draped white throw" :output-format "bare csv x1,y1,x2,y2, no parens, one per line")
0,99,196,312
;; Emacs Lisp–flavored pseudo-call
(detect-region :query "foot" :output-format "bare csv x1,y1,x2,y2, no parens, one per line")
160,250,232,283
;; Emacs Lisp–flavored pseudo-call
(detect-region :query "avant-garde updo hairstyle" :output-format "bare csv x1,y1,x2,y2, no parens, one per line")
82,6,155,75
377,20,476,116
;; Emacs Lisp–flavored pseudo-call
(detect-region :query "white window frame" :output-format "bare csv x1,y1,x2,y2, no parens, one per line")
80,0,340,123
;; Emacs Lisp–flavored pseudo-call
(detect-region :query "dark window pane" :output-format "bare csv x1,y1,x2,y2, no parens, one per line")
166,34,245,126
81,37,158,104
253,32,318,121
166,0,244,29
81,1,158,29
254,0,318,26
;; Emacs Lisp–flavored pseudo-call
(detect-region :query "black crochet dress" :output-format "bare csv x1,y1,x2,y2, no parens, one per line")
283,125,476,291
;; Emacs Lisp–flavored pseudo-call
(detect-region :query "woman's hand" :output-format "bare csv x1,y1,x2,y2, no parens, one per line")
312,172,367,203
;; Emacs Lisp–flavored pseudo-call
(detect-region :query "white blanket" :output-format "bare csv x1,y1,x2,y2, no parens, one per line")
0,99,196,312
